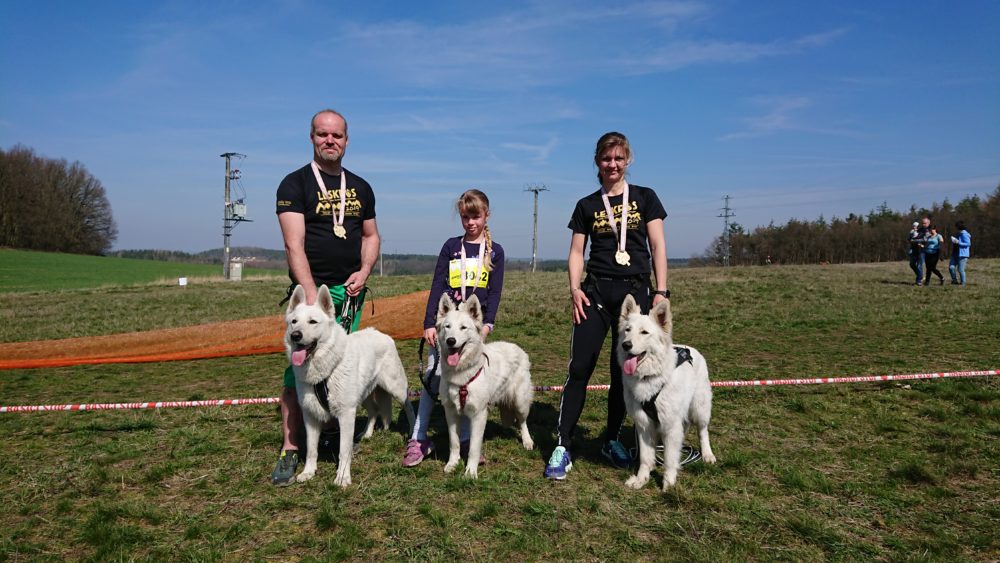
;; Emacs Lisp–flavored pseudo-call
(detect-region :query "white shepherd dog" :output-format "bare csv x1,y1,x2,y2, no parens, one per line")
617,294,716,490
435,294,535,478
284,284,415,488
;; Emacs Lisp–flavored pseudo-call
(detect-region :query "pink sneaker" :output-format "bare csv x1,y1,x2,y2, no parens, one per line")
402,439,434,467
460,440,486,465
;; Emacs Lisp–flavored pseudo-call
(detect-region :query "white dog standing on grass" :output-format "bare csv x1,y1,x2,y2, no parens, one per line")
284,284,415,487
436,294,535,478
617,294,716,490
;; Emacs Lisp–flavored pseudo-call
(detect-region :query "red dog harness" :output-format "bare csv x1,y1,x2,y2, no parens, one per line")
458,354,489,411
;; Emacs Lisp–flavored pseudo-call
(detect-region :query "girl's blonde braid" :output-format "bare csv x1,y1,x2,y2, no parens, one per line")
483,225,494,272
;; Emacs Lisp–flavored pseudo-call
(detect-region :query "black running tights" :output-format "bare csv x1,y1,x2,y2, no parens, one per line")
557,276,650,449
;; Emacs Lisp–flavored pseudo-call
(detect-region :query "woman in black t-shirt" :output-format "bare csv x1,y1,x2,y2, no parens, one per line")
544,131,670,481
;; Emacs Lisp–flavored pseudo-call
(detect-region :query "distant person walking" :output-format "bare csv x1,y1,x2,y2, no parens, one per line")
907,218,929,285
948,220,972,286
271,109,381,485
544,131,670,481
923,225,944,286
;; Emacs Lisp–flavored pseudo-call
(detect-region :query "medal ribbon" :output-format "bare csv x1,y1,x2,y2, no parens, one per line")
600,182,629,255
310,161,346,233
459,239,485,301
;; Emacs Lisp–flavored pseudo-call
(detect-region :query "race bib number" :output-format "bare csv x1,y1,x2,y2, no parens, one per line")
448,258,488,289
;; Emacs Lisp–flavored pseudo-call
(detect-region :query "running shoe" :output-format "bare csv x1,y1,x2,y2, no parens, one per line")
271,449,299,486
460,439,486,464
544,446,572,480
402,439,434,467
601,440,632,469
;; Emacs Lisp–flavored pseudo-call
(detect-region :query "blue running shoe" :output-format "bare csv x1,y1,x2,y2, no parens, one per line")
601,440,632,469
544,446,572,480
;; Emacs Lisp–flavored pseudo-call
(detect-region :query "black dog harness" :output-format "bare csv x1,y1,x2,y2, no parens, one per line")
639,346,693,423
310,291,368,414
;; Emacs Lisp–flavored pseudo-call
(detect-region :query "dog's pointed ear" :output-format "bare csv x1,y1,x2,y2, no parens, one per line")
437,293,455,320
652,299,673,338
287,285,306,314
316,285,334,315
463,294,483,324
621,294,639,321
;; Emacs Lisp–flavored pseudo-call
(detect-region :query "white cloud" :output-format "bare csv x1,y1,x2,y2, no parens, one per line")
501,137,559,163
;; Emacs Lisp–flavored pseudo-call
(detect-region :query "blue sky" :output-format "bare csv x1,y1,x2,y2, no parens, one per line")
2,1,998,259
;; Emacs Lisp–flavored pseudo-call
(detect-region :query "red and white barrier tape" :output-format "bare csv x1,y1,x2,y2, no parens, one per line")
2,369,996,413
0,397,279,413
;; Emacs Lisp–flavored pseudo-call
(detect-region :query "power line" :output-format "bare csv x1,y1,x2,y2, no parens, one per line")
523,184,549,272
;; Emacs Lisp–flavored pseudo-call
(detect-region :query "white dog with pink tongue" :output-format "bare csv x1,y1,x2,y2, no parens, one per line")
617,294,716,491
284,284,415,488
435,293,535,479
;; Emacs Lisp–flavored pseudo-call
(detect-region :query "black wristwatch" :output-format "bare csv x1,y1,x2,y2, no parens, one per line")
653,289,671,298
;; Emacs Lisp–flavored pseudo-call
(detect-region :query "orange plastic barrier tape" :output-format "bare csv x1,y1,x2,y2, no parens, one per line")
0,290,430,370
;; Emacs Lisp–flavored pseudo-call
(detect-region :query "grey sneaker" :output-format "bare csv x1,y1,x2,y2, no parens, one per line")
271,449,299,486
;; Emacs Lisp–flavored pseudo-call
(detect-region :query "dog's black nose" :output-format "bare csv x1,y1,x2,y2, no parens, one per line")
446,337,456,347
291,330,302,342
622,341,632,351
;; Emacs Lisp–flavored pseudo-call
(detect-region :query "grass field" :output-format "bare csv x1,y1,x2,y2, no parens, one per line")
1,254,998,561
0,248,284,293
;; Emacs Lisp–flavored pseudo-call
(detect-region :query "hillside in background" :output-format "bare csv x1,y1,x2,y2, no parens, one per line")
111,248,689,275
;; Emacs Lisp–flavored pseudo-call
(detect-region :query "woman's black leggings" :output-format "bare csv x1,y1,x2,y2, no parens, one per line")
924,252,943,284
557,275,651,449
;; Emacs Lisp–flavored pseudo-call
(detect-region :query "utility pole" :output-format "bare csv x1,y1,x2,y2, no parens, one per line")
717,194,734,267
220,152,248,279
524,184,548,272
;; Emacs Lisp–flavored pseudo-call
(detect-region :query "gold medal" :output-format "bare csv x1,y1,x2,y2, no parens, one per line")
333,224,347,239
602,183,632,268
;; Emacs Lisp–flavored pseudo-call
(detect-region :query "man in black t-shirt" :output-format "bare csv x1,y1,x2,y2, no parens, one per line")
271,109,381,485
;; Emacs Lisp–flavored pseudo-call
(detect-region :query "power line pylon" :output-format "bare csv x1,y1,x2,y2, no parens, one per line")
220,152,248,279
717,194,734,267
524,184,549,272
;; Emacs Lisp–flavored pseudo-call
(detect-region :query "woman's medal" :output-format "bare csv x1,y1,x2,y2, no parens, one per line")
601,182,631,268
310,161,348,239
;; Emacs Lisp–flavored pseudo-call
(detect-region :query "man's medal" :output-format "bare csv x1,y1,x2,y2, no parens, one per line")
310,161,348,239
601,182,631,267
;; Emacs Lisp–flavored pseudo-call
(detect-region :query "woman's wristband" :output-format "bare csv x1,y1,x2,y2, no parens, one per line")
653,289,671,298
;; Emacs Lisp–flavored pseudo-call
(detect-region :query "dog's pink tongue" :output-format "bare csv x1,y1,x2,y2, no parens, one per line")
447,350,462,367
291,348,307,367
623,355,639,376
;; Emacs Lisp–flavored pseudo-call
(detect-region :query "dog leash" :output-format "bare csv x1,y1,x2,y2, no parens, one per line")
315,286,370,413
417,338,440,400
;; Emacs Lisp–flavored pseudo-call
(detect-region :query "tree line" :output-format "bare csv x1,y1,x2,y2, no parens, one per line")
694,186,1000,266
0,145,117,255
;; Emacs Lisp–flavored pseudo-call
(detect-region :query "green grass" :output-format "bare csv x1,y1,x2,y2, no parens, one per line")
0,248,284,293
1,258,998,561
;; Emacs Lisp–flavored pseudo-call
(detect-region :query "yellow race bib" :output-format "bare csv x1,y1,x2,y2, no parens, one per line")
448,258,488,289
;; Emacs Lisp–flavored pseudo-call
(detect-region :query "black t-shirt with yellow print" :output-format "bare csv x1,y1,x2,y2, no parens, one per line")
567,184,666,277
275,164,376,286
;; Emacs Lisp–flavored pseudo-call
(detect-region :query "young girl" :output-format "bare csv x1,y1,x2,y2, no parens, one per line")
403,189,506,467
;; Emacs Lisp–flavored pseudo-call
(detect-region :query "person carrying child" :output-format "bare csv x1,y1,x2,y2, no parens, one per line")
402,189,506,467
